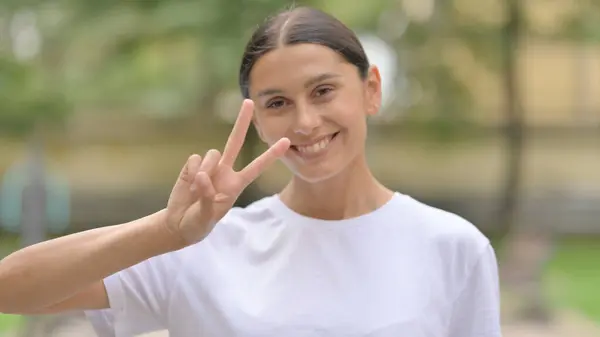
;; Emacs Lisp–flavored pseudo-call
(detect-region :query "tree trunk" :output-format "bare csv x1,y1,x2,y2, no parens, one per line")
497,0,524,240
498,0,554,323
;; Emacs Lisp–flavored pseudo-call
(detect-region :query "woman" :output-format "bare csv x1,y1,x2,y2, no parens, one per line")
0,6,501,337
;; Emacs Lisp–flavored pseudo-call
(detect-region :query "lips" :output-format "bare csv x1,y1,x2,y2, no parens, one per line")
291,132,339,155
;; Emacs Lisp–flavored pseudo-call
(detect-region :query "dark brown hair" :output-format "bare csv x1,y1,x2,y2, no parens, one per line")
238,6,370,98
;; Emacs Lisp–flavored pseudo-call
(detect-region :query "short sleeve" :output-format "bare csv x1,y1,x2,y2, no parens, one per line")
447,244,502,337
84,249,186,337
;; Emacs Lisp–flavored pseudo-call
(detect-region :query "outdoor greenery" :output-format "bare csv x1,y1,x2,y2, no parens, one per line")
1,0,599,134
1,0,600,333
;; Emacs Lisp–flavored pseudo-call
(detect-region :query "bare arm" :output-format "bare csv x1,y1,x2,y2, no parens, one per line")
27,281,109,315
0,100,288,316
0,210,183,314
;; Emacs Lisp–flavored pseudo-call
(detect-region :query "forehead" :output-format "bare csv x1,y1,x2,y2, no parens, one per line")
248,43,355,94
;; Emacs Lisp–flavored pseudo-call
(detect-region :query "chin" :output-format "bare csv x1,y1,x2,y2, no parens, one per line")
294,172,338,184
285,162,346,184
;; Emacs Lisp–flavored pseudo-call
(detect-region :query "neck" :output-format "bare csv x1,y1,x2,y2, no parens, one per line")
279,155,394,220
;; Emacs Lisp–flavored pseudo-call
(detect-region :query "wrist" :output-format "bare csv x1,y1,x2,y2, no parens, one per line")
147,209,188,253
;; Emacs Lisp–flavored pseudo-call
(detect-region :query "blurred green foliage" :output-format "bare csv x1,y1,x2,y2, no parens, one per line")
1,0,600,327
0,0,599,138
0,56,68,136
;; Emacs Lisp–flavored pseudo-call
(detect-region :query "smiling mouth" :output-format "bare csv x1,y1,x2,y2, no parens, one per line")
291,132,340,155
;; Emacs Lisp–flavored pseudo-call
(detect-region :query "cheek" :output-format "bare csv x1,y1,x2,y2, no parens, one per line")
335,89,368,118
338,109,368,141
334,104,366,129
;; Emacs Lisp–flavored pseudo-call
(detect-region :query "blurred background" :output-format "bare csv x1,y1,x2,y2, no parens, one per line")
0,0,599,336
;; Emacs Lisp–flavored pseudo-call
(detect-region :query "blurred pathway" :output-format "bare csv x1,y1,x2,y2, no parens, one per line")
13,310,600,337
503,310,600,337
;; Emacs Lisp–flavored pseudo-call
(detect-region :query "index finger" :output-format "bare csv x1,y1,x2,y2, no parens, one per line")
238,137,291,187
220,99,255,167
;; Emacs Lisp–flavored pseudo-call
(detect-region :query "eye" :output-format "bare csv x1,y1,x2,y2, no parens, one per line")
266,98,287,109
314,85,334,98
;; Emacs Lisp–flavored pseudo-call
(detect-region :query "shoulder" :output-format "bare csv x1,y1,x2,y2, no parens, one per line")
396,194,493,277
400,194,490,252
393,194,498,302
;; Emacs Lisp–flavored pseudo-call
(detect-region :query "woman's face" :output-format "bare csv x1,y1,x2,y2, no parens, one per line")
249,43,382,183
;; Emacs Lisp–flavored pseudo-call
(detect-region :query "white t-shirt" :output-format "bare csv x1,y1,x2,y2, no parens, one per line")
85,192,501,337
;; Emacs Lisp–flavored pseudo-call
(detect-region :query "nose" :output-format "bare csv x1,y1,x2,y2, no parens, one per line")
293,102,321,136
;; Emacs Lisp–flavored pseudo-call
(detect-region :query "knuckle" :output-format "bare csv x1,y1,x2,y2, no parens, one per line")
196,171,210,181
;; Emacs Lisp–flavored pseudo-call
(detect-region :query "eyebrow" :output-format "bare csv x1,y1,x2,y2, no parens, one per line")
256,72,342,97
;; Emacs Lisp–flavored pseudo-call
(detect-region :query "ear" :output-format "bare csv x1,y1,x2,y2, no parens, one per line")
365,65,382,116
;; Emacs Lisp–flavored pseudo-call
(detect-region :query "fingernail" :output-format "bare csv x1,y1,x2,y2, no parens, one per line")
190,183,197,192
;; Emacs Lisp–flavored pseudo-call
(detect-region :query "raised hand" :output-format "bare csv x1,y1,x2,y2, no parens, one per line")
164,99,290,245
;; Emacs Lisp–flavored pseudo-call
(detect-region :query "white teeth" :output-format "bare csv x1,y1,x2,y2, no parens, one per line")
297,137,331,154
